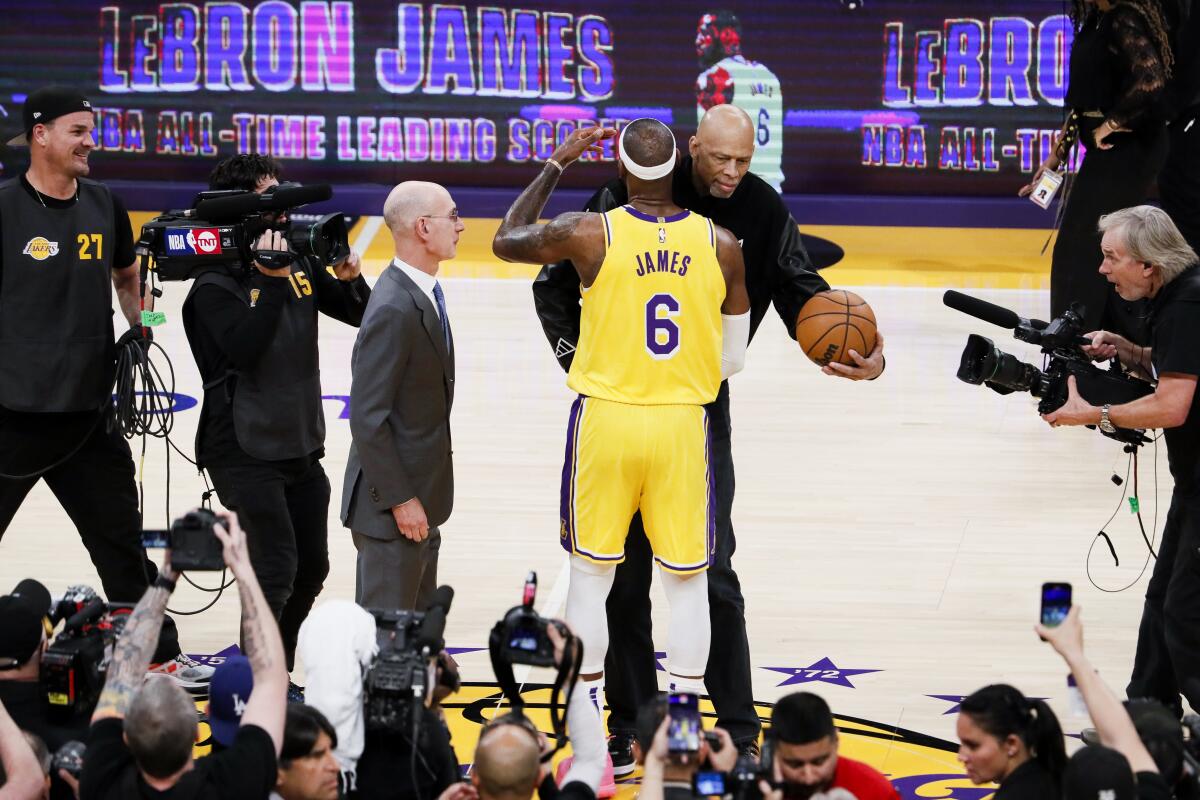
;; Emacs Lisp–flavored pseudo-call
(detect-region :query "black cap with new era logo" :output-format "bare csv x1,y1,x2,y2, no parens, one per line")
6,86,93,146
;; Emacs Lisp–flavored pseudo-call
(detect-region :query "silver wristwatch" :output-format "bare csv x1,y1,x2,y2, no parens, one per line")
1099,404,1116,434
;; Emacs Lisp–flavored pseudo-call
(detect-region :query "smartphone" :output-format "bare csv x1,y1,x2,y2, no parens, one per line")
140,529,170,549
667,692,702,757
1040,582,1072,627
692,771,726,797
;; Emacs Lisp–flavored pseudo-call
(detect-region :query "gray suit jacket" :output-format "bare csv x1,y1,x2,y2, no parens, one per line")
341,265,454,540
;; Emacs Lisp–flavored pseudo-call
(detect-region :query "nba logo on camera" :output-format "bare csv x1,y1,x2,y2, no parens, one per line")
165,228,222,256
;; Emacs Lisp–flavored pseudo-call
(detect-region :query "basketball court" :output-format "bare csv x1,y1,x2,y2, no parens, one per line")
0,217,1167,798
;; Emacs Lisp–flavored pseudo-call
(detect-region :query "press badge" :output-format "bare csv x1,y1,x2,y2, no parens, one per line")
1029,168,1065,209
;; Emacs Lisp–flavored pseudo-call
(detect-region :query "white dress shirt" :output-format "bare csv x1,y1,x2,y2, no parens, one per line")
393,257,440,319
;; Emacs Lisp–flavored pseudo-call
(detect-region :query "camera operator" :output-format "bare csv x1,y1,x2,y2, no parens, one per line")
0,85,198,688
0,580,89,752
297,598,462,800
182,154,369,679
78,511,288,800
1040,205,1200,715
1036,605,1171,800
635,695,737,800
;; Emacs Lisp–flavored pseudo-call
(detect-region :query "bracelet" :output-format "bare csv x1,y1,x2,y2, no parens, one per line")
545,158,564,173
153,572,177,594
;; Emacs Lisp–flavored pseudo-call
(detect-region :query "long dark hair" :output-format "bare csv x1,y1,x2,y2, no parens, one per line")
960,684,1067,786
1069,0,1176,76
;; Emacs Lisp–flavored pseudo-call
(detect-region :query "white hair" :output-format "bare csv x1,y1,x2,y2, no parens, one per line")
1098,205,1198,284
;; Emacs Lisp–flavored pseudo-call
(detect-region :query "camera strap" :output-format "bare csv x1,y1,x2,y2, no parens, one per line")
487,624,582,762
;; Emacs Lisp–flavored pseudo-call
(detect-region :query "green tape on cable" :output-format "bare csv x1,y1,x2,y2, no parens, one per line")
1129,497,1140,514
140,310,167,327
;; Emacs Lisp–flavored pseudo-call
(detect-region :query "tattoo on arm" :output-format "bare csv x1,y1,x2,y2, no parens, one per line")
93,586,170,719
494,166,576,262
238,578,276,675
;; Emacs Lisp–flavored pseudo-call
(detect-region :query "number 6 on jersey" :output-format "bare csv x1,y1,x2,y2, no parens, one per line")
646,293,680,359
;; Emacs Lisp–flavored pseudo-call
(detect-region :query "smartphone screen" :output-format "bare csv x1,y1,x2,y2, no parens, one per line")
1040,582,1072,627
693,771,726,796
667,692,702,754
140,530,170,549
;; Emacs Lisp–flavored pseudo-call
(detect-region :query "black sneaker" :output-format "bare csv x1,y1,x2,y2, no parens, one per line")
608,733,636,777
736,739,761,761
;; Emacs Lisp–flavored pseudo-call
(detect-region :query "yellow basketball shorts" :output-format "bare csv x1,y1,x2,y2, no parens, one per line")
559,396,715,574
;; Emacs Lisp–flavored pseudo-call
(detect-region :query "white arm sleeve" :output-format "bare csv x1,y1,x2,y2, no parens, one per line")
562,681,607,790
721,311,751,379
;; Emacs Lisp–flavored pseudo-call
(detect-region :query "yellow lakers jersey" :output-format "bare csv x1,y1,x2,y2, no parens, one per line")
567,206,726,405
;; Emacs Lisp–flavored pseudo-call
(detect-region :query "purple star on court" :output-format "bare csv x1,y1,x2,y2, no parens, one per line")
762,657,881,688
446,647,485,656
927,694,1049,715
655,651,667,672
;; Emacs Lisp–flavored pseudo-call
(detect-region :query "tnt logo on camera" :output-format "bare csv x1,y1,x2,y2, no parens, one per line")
165,228,222,256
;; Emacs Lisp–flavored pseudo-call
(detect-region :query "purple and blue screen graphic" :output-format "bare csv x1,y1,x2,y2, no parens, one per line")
0,1,1071,196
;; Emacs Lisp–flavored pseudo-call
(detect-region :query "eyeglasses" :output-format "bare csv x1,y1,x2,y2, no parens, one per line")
422,212,460,222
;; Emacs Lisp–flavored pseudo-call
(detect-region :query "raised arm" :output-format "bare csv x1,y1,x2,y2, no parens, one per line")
0,697,43,800
214,513,288,752
493,127,615,271
92,560,174,722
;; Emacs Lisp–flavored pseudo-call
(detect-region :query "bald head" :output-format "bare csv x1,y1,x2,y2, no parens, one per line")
695,104,754,153
473,726,541,800
383,181,449,237
689,104,755,197
383,180,463,269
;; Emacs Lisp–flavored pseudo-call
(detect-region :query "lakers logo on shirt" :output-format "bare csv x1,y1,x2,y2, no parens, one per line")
22,237,59,261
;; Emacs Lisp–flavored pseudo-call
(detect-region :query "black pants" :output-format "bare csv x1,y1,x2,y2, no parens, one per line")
0,410,180,663
1128,491,1200,715
1159,110,1200,257
604,382,760,744
1051,125,1168,342
209,458,330,672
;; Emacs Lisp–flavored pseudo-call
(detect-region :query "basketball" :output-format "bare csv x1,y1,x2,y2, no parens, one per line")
795,290,878,367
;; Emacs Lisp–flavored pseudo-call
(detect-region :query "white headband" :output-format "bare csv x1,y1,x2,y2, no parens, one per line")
619,121,676,181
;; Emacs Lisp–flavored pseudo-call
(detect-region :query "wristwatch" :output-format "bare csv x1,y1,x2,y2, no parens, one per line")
153,572,177,594
1099,404,1116,434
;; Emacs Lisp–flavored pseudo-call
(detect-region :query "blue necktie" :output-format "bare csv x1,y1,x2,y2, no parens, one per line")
432,282,452,352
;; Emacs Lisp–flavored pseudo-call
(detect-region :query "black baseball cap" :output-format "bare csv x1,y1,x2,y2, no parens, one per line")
0,579,52,669
1063,745,1136,800
6,86,93,146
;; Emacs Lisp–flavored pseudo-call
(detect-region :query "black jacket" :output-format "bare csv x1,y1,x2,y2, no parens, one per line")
532,157,830,371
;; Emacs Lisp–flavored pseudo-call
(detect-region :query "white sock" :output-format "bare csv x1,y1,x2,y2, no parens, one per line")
580,675,606,720
667,674,704,694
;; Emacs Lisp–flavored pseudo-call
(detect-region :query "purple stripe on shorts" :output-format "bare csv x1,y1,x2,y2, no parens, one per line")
559,396,584,554
705,408,716,567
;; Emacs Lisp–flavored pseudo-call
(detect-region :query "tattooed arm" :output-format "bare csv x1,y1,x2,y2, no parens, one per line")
493,127,614,282
91,560,177,722
212,513,288,753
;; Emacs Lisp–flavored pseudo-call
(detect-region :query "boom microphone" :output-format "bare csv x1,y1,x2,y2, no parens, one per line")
943,290,1022,329
415,585,454,652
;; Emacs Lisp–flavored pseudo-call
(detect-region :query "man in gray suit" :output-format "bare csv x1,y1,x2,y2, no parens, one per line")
341,181,461,610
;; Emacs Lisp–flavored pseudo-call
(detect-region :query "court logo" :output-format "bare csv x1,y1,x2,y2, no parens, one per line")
22,237,59,261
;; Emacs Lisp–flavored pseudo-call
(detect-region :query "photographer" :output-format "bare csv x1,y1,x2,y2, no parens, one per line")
635,695,738,800
182,154,369,678
758,693,898,800
0,86,197,688
78,511,288,800
0,580,88,752
1036,605,1171,799
465,623,606,800
1040,204,1200,714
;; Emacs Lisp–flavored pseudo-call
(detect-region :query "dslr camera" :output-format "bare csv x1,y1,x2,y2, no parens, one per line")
136,182,349,282
363,587,454,733
141,508,226,571
491,572,569,667
41,586,126,719
945,291,1153,446
693,739,776,800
